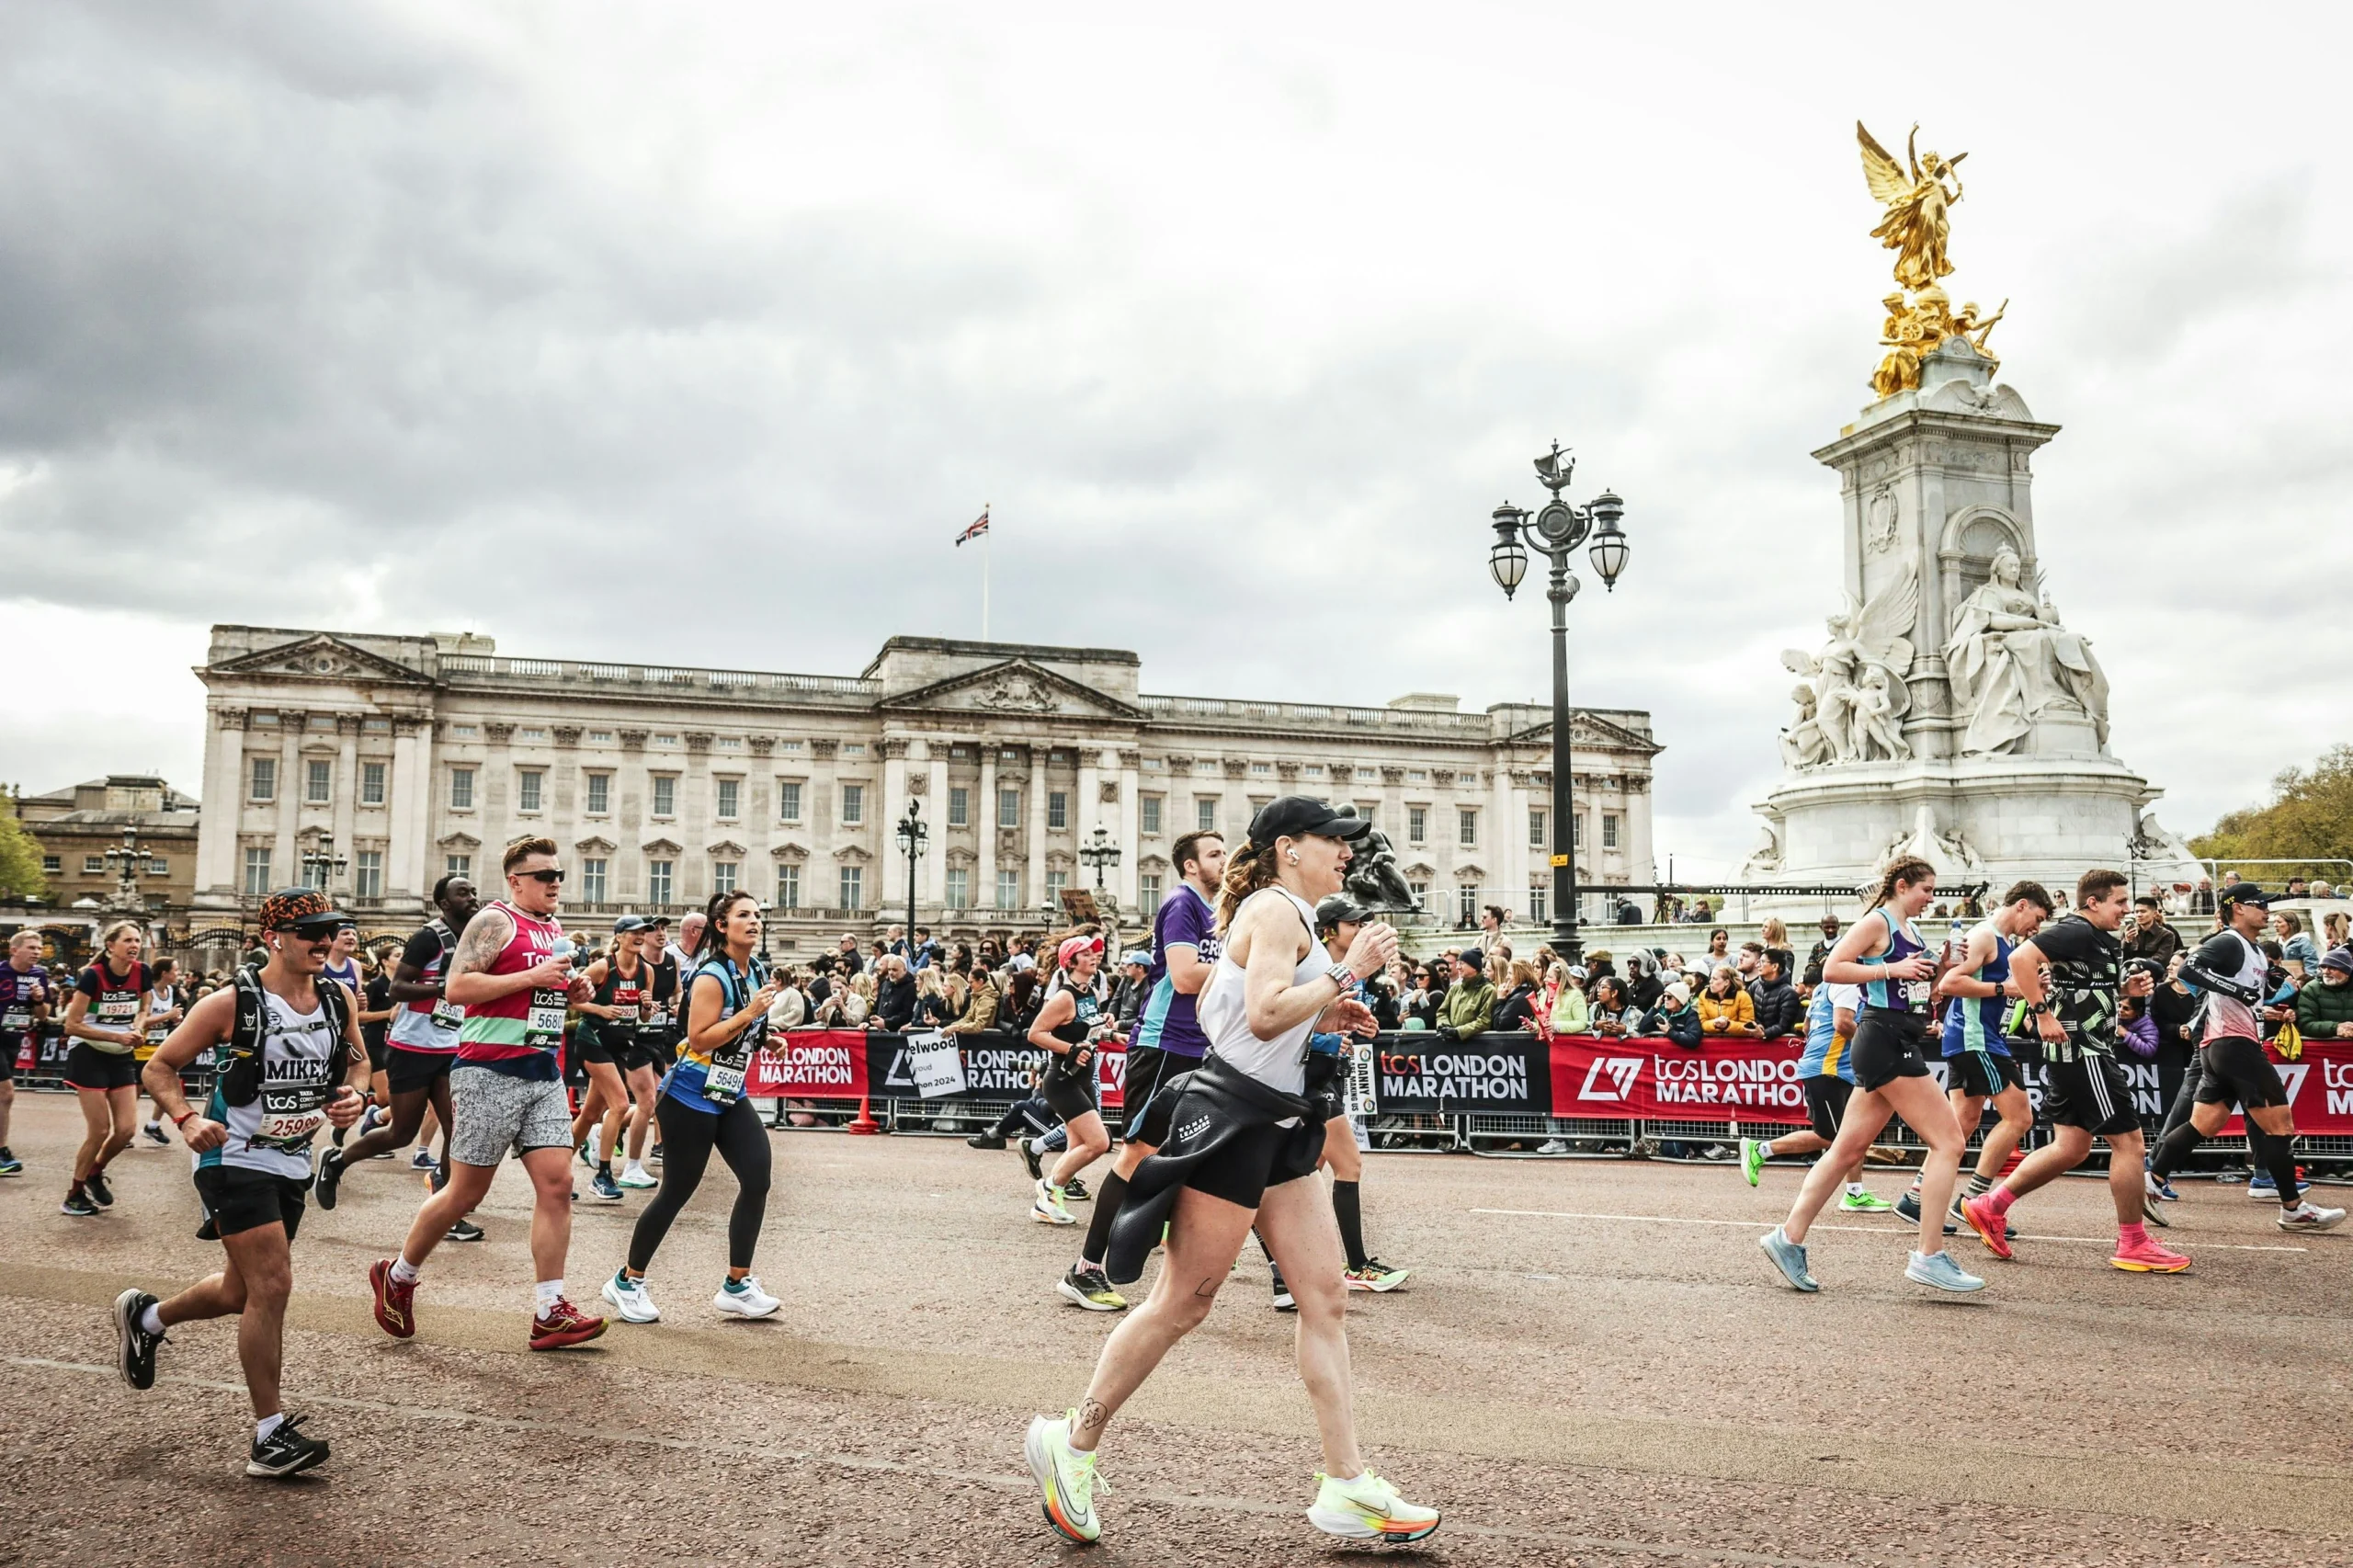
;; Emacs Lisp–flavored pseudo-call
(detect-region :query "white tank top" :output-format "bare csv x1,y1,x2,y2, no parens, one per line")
196,988,343,1179
1198,885,1324,1104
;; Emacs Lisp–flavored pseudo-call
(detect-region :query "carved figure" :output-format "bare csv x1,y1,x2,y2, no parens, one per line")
1780,562,1917,768
1859,122,1966,293
1779,682,1831,771
1333,809,1420,915
1951,297,2006,371
1942,547,2112,756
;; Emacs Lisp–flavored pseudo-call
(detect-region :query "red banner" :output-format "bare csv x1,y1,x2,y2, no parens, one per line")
1548,1034,1812,1123
748,1029,870,1098
2214,1044,2353,1136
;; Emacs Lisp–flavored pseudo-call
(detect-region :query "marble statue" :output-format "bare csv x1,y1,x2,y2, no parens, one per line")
1942,547,2112,756
1780,562,1917,768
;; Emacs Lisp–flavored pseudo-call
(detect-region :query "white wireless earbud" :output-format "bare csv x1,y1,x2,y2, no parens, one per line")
1286,850,1301,865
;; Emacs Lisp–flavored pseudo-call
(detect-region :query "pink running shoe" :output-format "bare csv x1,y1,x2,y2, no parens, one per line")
1961,1195,2013,1261
2110,1234,2190,1274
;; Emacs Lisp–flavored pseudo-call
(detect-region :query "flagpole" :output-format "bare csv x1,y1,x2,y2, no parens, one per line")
981,505,991,640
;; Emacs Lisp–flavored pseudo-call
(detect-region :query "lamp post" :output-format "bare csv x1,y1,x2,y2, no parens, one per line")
102,826,148,915
1079,824,1121,899
299,836,347,894
1485,439,1631,960
893,799,927,952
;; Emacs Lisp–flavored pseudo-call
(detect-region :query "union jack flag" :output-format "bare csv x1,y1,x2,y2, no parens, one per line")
955,507,990,546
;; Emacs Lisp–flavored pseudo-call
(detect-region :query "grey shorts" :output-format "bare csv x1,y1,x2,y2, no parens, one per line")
449,1064,574,1167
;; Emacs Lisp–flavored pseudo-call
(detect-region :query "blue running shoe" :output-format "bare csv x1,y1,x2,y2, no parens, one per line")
1758,1226,1820,1292
590,1170,623,1202
1904,1249,1986,1293
2144,1167,2178,1204
1893,1187,1922,1223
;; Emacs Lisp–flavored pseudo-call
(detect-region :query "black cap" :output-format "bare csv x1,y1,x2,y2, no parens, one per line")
612,915,651,933
1244,795,1374,850
1314,892,1372,931
2219,883,2274,909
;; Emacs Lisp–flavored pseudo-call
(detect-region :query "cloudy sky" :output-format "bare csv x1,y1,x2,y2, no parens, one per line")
3,2,2346,874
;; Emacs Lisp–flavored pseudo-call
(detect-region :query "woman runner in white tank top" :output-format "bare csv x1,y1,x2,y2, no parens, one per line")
1025,796,1441,1548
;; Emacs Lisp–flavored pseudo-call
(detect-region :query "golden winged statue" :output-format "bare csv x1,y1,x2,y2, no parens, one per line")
1858,121,1965,291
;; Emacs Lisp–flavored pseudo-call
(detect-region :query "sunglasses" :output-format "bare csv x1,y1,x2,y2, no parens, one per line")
519,868,565,885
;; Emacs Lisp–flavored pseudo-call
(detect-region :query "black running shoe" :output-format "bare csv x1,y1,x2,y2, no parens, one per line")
246,1413,329,1478
1271,1268,1296,1313
114,1288,165,1389
429,1162,449,1195
313,1149,344,1211
445,1219,484,1243
142,1121,171,1147
966,1133,1006,1150
85,1170,115,1208
1063,1176,1090,1202
331,1119,349,1150
1020,1140,1044,1181
63,1189,99,1218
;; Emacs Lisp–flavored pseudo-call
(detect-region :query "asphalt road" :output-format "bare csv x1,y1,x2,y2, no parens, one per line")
3,1095,2347,1567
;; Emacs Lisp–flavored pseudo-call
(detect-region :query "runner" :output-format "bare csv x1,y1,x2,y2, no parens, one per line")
600,890,783,1324
347,944,398,1147
1956,869,2200,1273
1028,934,1116,1229
59,920,151,1217
1737,969,1892,1212
1025,795,1439,1546
623,914,689,1179
366,837,606,1349
1060,831,1225,1311
136,958,187,1146
1757,857,1984,1294
113,887,369,1477
570,915,654,1202
313,876,480,1225
2141,883,2347,1233
1303,892,1407,1297
0,929,55,1176
1934,881,2052,1229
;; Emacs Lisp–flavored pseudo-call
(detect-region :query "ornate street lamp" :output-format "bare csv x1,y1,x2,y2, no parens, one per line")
1486,439,1631,960
893,799,927,949
1078,824,1121,899
103,826,148,914
299,836,347,892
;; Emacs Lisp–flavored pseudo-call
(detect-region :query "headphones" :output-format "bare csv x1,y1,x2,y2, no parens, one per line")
1286,850,1301,865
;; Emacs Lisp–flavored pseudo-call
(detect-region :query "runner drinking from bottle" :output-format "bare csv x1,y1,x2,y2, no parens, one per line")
601,890,781,1324
61,920,151,1217
571,915,654,1202
1029,935,1113,1229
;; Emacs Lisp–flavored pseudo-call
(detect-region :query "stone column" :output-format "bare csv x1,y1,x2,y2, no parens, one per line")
333,715,361,898
1624,775,1655,886
1026,747,1047,908
977,750,997,912
922,741,948,904
272,717,301,887
198,710,247,899
1116,749,1140,909
388,716,429,909
881,737,910,919
1504,769,1530,917
1076,750,1100,840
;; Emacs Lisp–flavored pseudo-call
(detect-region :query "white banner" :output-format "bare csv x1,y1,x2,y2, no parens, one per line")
903,1029,966,1099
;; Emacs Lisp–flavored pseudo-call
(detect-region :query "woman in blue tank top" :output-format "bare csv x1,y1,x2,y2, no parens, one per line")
1757,856,1981,1297
1934,882,2056,1231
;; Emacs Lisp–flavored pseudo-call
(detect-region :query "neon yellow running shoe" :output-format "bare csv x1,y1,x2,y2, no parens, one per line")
1306,1468,1440,1542
1031,1178,1076,1226
1025,1410,1109,1543
1837,1189,1895,1212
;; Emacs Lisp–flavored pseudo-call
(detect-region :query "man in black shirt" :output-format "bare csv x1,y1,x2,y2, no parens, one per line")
1960,869,2189,1273
871,955,916,1032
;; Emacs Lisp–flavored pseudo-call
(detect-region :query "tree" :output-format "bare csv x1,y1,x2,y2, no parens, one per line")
2191,745,2353,878
0,790,48,903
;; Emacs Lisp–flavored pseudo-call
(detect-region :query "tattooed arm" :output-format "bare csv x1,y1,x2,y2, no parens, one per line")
440,905,568,1006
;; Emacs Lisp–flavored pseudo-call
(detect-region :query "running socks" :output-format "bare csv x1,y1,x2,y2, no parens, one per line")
139,1302,165,1336
533,1278,565,1316
2260,1133,2302,1209
2146,1118,2201,1180
1984,1186,2018,1218
390,1257,422,1286
1332,1180,1370,1272
256,1412,286,1442
1079,1172,1129,1267
1844,1180,1867,1197
1963,1172,1994,1199
2118,1221,2148,1247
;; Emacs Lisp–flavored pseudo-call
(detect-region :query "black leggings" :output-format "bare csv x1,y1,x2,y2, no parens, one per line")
626,1094,771,1273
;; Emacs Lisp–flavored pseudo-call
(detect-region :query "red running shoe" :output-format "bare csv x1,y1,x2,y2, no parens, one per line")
1961,1195,2013,1261
369,1258,416,1339
529,1297,607,1351
2111,1234,2190,1274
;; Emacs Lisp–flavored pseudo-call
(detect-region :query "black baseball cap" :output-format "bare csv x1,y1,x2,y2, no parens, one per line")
2219,883,2274,909
1245,795,1374,848
1314,892,1372,931
612,915,651,933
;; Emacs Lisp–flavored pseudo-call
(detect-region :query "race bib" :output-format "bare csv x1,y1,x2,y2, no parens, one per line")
1,1006,28,1034
1903,979,1933,1009
526,989,567,1049
429,998,462,1030
701,1020,761,1106
251,1082,330,1153
644,1006,671,1029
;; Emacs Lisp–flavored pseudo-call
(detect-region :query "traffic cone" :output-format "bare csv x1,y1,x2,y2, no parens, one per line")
845,1095,881,1135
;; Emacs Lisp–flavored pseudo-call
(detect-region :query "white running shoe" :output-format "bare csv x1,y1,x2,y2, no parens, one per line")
714,1275,780,1318
2279,1201,2347,1232
1305,1469,1441,1542
616,1164,658,1189
1032,1178,1076,1225
1025,1411,1106,1543
599,1268,661,1324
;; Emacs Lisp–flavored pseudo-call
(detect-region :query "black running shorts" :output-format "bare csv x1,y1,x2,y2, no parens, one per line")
1802,1074,1852,1142
2041,1052,2141,1137
622,1035,673,1075
193,1165,311,1241
2192,1034,2290,1111
1184,1119,1325,1210
386,1046,454,1097
1042,1062,1097,1122
1947,1050,2027,1099
365,1036,392,1075
1849,1008,1933,1092
63,1042,141,1092
574,1028,618,1068
1121,1046,1190,1144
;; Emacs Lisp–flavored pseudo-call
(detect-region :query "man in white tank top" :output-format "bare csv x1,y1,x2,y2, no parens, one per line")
1026,796,1440,1548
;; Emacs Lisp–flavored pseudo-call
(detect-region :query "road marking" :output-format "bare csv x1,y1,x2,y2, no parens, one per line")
7,1356,1849,1568
1470,1208,2311,1252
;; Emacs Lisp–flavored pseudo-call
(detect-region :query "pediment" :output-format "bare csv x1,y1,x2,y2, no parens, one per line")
209,633,433,687
835,845,874,864
770,841,810,863
1505,710,1660,754
574,835,617,855
642,837,682,857
706,839,747,858
875,658,1145,722
438,831,482,851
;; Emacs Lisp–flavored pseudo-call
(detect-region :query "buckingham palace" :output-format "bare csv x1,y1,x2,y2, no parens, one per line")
189,626,1660,952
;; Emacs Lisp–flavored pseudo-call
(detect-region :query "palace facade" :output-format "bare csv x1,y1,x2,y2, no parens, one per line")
191,627,1660,953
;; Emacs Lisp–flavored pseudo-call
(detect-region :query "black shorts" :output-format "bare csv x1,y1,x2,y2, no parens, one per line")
192,1165,310,1241
1184,1119,1325,1210
1042,1063,1097,1123
1849,1009,1933,1092
623,1035,674,1074
64,1042,141,1092
574,1028,619,1068
2041,1052,2141,1137
365,1036,392,1074
1802,1074,1852,1141
386,1046,455,1096
1946,1050,2028,1099
1121,1046,1188,1144
0,1040,20,1083
2193,1035,2290,1111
